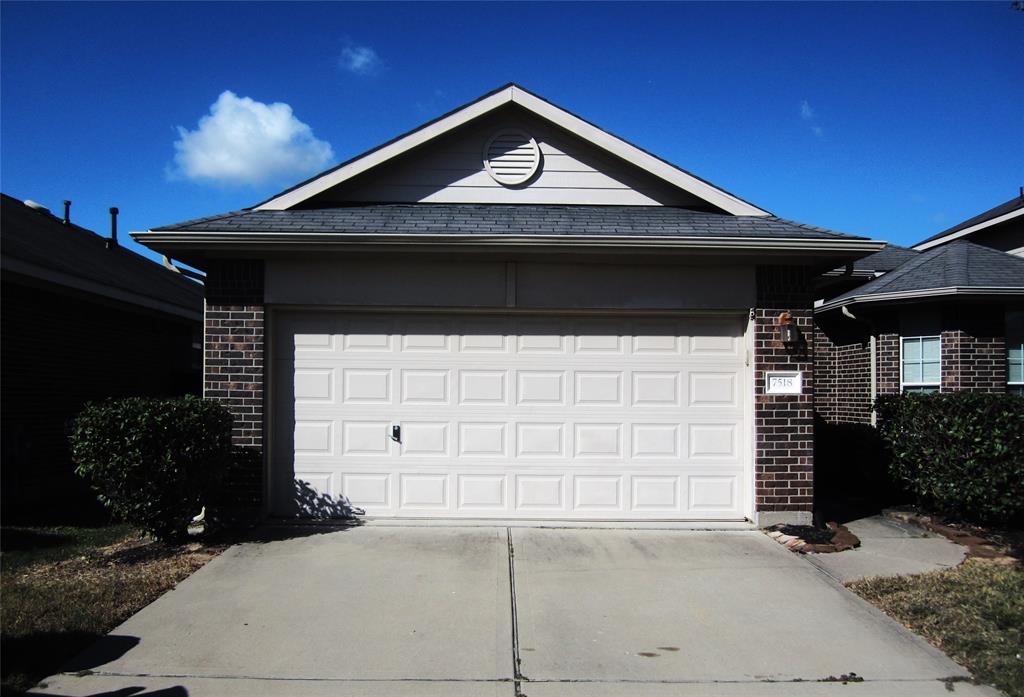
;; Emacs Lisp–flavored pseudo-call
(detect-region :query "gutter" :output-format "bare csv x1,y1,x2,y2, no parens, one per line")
132,230,886,255
816,286,1024,313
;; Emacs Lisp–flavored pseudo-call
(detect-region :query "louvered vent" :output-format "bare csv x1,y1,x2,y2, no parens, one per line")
483,130,540,186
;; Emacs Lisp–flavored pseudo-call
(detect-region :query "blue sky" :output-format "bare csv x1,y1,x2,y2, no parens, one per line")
2,1,1022,263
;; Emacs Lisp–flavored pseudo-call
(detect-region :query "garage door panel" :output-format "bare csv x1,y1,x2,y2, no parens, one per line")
277,312,749,520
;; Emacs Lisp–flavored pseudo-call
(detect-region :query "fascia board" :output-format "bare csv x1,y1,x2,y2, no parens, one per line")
255,88,515,211
816,285,1024,313
913,207,1024,251
133,230,884,254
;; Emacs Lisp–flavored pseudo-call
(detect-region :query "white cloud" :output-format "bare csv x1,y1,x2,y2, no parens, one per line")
340,44,381,75
800,100,824,138
170,91,334,185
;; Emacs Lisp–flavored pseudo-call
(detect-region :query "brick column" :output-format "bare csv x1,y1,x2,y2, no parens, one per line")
204,260,265,520
754,266,814,526
876,333,901,396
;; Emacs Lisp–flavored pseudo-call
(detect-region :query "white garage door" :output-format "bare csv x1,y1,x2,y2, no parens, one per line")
272,312,750,520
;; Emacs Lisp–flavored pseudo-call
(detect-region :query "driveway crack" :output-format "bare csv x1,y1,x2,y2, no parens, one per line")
507,527,527,696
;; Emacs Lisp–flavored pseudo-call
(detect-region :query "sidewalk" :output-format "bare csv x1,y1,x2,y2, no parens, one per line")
803,515,967,583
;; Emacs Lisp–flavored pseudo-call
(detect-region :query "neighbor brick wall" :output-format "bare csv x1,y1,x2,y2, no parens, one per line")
941,329,1006,392
754,266,814,519
204,259,265,518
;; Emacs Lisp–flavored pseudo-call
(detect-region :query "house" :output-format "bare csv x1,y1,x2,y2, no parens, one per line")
1,194,204,523
135,84,885,526
814,194,1024,428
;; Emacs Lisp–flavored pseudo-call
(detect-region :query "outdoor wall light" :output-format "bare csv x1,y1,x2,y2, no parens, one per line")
777,312,801,345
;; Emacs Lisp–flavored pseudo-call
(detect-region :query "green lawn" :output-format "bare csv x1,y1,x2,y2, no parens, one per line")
851,559,1024,697
1,525,219,694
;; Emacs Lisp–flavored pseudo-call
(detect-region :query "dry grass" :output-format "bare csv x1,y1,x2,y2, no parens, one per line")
1,526,221,694
850,559,1024,697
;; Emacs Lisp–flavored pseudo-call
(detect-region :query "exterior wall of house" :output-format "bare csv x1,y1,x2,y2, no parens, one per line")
1,279,200,523
940,308,1008,392
204,260,265,521
813,320,873,424
754,266,815,526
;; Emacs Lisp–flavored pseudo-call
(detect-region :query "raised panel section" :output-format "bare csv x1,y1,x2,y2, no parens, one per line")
459,332,508,352
343,369,391,404
296,473,333,497
401,322,450,351
516,321,566,353
295,333,333,350
459,370,507,405
342,473,390,507
401,369,449,404
631,424,679,458
575,372,622,406
689,372,738,407
516,475,564,510
574,333,623,354
689,476,736,511
399,474,448,509
574,424,622,458
517,371,565,405
688,424,737,459
343,422,390,456
632,372,680,407
295,369,333,402
343,323,392,351
457,475,506,509
400,422,448,456
573,476,622,511
516,423,564,457
295,421,333,454
632,476,680,510
689,319,741,355
459,423,506,457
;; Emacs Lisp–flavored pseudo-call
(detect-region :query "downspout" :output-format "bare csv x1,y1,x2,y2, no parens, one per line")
841,305,878,426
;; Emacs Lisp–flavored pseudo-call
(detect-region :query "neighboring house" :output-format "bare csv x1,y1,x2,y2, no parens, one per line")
1,194,204,522
913,190,1024,257
135,84,884,526
815,195,1024,427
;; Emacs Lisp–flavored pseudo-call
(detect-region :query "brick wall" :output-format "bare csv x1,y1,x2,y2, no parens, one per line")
813,320,873,425
754,266,814,523
876,332,901,396
941,329,1006,392
204,260,265,519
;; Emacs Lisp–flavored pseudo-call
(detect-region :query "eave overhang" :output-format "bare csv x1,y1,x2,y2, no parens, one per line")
816,286,1024,314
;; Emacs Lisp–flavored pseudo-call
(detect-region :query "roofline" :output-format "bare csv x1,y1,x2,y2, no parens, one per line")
1,255,202,321
913,206,1024,251
816,285,1024,313
252,84,772,217
133,229,883,255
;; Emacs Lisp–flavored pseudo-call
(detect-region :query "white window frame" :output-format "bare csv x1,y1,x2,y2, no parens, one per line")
1007,312,1024,395
900,335,942,393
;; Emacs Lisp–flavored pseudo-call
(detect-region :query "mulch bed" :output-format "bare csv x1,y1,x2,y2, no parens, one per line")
765,522,860,553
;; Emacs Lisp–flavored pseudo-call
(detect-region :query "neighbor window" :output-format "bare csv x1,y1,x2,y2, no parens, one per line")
1008,312,1024,395
901,336,941,393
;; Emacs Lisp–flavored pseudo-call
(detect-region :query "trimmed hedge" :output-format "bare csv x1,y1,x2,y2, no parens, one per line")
69,396,234,541
875,392,1024,525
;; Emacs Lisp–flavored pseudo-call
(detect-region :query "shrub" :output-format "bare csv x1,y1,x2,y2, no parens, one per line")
69,396,234,541
874,392,1024,524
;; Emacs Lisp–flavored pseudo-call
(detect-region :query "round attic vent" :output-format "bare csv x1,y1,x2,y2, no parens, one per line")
483,130,540,186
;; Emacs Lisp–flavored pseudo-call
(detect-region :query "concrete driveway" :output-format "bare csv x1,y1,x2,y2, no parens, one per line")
34,526,999,696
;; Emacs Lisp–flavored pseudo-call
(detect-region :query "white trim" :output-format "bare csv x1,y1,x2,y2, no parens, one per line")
2,255,202,321
133,230,884,254
913,206,1024,251
816,285,1024,313
899,335,942,393
253,85,771,217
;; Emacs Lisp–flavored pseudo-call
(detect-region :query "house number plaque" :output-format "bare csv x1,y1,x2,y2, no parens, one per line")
765,371,803,395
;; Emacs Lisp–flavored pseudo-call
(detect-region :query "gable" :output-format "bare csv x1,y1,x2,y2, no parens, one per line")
256,84,770,215
301,105,707,208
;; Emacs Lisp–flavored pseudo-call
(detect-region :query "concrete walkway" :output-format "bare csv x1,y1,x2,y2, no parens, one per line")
33,525,996,696
805,515,967,583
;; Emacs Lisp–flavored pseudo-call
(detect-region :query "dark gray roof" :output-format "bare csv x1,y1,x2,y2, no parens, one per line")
916,193,1024,246
153,204,868,240
826,240,1024,306
849,244,920,273
2,194,203,314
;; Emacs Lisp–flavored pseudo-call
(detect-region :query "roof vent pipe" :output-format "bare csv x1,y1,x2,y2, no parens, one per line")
107,207,119,249
63,200,71,225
